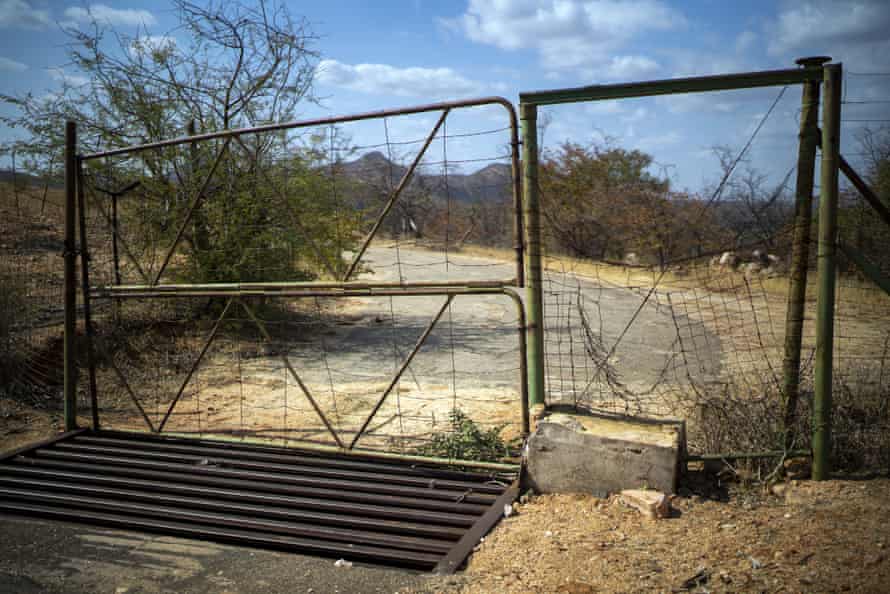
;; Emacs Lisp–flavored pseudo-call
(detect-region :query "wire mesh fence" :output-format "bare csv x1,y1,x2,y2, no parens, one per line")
528,73,890,469
0,175,68,437
69,99,527,460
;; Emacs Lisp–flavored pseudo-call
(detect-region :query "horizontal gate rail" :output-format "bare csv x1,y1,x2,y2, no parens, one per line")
0,430,519,572
520,65,824,105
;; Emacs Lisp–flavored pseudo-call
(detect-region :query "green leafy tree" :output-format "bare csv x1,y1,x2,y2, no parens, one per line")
2,0,357,283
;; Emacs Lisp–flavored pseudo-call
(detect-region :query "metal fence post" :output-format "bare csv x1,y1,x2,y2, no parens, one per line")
520,103,546,409
781,56,829,448
64,121,78,431
813,62,842,480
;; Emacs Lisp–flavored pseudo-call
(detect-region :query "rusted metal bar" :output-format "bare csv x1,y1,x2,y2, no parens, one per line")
239,300,345,448
0,428,87,463
839,241,890,297
520,66,824,105
63,122,78,431
91,286,513,299
434,479,520,574
10,458,493,514
125,430,520,473
92,339,156,432
686,449,811,462
0,476,465,540
839,154,890,228
52,442,504,493
0,468,478,528
781,56,827,449
97,278,514,294
349,295,455,450
0,487,454,552
343,109,450,281
76,158,101,430
503,288,530,436
157,298,234,432
814,130,890,228
28,449,499,504
74,433,511,479
509,113,524,287
81,97,518,161
0,501,445,567
813,63,843,481
153,138,231,285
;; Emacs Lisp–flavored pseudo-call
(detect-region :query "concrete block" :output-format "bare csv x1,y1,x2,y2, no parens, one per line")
524,407,685,497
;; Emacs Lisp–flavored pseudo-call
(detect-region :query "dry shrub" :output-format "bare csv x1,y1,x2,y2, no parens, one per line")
684,362,889,477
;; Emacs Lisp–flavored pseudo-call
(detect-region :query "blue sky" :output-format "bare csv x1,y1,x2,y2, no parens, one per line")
1,0,889,192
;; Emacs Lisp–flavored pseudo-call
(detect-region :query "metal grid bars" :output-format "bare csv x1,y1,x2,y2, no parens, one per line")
0,429,518,573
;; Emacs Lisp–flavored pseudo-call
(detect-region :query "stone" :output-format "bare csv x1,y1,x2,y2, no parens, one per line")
524,406,685,497
620,489,672,519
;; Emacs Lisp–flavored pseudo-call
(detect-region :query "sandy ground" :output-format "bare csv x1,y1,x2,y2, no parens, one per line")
412,478,890,594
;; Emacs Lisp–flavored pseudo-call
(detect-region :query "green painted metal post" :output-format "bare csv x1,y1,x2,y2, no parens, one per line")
63,121,78,431
520,103,546,409
813,63,842,481
781,56,828,448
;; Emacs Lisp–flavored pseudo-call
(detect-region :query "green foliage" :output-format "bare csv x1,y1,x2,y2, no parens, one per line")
417,409,512,462
1,1,362,284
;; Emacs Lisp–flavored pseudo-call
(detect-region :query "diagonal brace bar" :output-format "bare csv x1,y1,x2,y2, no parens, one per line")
349,295,454,449
153,138,231,285
158,298,234,432
343,109,450,281
839,241,890,297
817,130,890,228
239,299,345,448
93,338,156,432
232,135,341,279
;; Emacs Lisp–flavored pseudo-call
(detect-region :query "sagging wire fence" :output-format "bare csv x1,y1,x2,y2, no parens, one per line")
521,60,890,474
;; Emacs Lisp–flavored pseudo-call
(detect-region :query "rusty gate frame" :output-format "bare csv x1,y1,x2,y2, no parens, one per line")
68,97,530,462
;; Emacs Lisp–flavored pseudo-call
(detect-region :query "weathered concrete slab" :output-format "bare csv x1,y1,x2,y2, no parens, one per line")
524,407,685,497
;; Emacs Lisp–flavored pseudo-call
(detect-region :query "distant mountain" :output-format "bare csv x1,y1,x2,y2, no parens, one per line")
340,151,512,203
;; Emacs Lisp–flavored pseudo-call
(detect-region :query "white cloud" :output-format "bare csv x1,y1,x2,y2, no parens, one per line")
768,0,890,56
447,0,683,76
64,4,156,27
0,0,50,29
585,100,624,115
637,130,681,149
0,56,26,72
48,67,89,87
603,55,660,79
316,59,482,98
735,30,757,54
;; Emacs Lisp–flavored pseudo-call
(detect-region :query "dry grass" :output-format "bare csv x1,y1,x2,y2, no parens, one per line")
401,479,890,594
